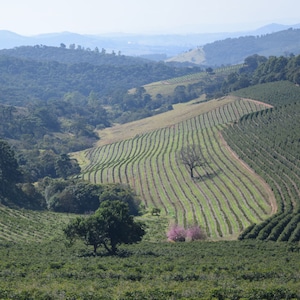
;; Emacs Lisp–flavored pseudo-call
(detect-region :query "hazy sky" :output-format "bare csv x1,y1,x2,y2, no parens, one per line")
1,0,299,35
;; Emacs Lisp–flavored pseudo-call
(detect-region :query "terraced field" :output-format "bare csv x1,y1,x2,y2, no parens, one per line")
78,97,275,239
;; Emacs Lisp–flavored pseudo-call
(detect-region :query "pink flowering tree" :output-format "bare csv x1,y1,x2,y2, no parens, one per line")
167,224,205,242
167,224,186,242
186,226,205,241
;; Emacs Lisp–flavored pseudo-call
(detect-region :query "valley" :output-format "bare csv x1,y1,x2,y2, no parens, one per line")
0,32,300,298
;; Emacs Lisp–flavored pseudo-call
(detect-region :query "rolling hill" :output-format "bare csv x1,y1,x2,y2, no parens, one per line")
74,96,275,239
0,48,300,298
169,28,300,66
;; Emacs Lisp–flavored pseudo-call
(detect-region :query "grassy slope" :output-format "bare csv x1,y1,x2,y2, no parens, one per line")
166,48,206,65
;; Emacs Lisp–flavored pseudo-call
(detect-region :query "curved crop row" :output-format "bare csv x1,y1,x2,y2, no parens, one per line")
224,101,300,241
80,98,273,239
0,205,72,243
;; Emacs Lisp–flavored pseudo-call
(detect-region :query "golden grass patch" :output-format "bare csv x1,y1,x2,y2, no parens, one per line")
94,96,236,147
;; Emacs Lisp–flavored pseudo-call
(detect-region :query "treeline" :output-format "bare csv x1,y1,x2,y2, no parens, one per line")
0,44,150,66
221,53,300,95
203,28,300,66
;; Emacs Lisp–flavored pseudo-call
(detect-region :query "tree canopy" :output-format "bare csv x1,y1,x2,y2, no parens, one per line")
64,200,145,254
0,140,21,198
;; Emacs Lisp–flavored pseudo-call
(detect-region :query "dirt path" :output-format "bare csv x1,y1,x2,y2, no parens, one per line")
242,98,273,108
218,131,277,215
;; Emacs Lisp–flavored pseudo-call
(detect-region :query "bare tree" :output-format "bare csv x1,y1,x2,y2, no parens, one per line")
179,145,205,178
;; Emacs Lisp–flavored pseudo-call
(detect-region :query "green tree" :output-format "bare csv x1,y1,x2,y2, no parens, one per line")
0,140,21,197
173,85,188,103
64,200,145,254
99,183,140,215
43,179,102,213
55,154,80,179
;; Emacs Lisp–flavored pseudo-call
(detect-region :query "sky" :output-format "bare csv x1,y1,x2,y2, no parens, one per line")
0,0,300,36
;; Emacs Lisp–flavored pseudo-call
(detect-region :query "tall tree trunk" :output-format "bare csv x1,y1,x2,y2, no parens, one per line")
190,167,194,178
103,241,114,255
93,244,98,254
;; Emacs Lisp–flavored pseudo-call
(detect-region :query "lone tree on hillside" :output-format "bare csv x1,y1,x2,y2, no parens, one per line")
179,145,206,178
64,200,145,255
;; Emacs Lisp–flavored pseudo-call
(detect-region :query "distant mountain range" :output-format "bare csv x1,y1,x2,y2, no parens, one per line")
0,23,299,58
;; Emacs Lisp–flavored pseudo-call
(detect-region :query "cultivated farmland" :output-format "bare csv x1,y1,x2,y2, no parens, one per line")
139,64,242,98
223,82,300,242
0,205,73,243
78,96,275,239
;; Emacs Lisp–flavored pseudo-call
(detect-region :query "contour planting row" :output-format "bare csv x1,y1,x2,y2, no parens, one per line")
0,205,73,242
223,102,300,241
81,98,273,239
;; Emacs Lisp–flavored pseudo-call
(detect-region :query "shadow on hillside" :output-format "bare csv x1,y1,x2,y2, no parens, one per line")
192,170,220,182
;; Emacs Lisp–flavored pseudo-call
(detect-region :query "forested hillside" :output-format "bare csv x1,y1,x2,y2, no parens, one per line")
0,52,201,106
0,46,202,185
0,45,151,66
203,28,300,66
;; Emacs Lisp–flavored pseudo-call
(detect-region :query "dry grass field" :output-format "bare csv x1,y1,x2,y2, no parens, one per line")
94,96,235,147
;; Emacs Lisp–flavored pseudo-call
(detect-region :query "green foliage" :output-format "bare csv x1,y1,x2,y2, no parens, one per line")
232,81,300,106
39,179,141,214
41,179,102,213
0,239,299,298
0,140,44,208
0,139,21,197
64,200,145,254
0,44,156,67
222,53,300,97
0,50,201,107
98,183,141,216
54,154,81,179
